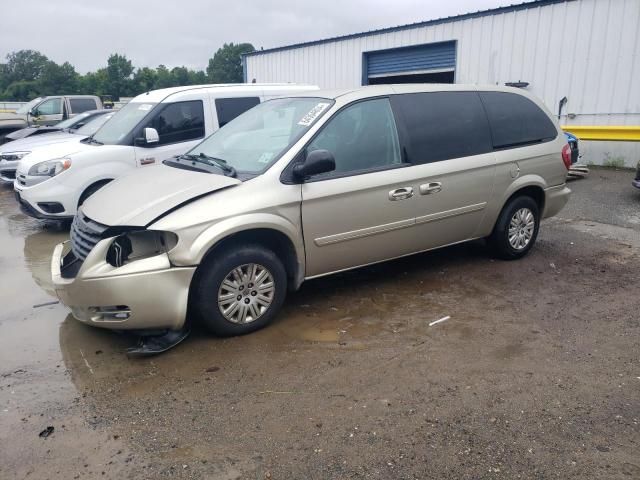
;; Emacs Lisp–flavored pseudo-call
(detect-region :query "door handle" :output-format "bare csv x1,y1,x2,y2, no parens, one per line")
388,187,414,201
419,182,442,195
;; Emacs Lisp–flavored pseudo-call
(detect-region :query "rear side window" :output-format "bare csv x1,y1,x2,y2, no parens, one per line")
147,100,205,145
215,97,260,127
69,98,98,113
391,91,493,164
479,92,557,149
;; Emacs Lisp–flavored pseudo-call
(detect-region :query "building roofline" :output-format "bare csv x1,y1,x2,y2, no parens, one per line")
244,0,573,57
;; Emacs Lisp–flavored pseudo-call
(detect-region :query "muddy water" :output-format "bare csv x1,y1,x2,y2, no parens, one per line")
0,184,459,478
2,172,640,479
0,188,131,479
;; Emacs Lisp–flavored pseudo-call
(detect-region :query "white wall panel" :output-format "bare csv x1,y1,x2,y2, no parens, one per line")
246,0,640,166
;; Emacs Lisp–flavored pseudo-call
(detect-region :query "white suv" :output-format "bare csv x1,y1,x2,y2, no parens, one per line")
14,84,317,220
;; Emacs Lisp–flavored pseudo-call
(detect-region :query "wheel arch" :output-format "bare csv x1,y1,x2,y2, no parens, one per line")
500,175,547,214
78,178,113,206
183,215,306,293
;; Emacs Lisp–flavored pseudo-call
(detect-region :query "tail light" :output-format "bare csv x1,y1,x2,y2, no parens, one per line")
561,144,572,170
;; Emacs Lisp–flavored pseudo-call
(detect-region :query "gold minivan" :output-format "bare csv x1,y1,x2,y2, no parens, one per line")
52,84,571,349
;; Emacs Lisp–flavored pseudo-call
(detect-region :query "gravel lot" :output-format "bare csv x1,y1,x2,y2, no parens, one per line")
1,167,639,479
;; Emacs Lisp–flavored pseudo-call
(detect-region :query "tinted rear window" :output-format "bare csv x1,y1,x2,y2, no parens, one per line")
69,98,98,113
479,91,557,149
391,91,493,164
215,97,260,127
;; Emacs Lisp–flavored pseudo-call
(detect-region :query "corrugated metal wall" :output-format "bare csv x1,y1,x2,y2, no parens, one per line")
246,0,640,167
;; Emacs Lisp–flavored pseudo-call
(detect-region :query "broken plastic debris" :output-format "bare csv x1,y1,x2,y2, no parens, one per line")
33,300,59,308
429,316,450,327
39,426,54,438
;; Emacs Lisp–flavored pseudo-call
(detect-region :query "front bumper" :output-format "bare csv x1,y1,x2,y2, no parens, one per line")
542,184,571,219
0,159,19,184
52,240,196,331
14,174,75,219
632,178,640,190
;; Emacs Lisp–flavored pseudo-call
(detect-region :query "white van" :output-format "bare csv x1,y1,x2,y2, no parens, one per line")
14,84,317,219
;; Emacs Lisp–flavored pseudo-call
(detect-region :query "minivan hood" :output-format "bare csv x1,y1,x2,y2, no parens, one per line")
82,163,241,227
17,139,93,170
2,132,85,157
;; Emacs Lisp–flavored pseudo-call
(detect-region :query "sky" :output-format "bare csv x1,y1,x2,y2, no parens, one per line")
2,0,516,73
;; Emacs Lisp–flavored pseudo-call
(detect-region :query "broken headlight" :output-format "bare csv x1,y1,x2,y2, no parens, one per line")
106,230,178,268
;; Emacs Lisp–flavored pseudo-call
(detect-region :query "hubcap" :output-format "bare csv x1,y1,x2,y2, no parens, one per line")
508,207,535,250
217,263,275,324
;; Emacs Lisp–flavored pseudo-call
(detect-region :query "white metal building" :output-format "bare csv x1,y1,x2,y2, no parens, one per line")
245,0,640,166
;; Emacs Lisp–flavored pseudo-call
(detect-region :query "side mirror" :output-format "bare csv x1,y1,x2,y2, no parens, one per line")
29,108,38,117
292,149,336,181
135,127,159,146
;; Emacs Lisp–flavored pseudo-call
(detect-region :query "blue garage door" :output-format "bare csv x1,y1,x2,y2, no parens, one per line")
364,41,456,83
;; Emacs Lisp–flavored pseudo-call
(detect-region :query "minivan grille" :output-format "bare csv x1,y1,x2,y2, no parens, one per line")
70,211,108,261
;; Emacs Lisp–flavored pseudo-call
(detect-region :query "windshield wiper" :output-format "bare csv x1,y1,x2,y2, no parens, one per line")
84,135,103,145
179,153,236,177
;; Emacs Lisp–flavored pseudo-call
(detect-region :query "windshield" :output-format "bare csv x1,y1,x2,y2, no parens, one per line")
55,111,93,130
92,102,156,145
76,112,115,135
187,97,333,173
16,97,43,115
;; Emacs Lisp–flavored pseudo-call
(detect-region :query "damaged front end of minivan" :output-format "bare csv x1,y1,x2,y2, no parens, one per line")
51,162,246,355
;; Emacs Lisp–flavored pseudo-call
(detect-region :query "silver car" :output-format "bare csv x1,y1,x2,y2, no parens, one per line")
52,84,571,338
0,111,115,184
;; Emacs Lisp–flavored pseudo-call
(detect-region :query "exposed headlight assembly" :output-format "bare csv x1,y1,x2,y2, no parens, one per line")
28,158,72,177
106,230,178,268
0,151,31,161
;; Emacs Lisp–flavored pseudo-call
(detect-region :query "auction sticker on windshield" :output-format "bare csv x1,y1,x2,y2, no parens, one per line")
298,103,331,126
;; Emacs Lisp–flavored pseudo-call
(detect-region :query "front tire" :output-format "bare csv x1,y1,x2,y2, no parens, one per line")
192,244,287,336
488,196,540,260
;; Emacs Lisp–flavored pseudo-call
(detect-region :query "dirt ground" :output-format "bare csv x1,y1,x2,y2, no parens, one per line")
1,167,639,480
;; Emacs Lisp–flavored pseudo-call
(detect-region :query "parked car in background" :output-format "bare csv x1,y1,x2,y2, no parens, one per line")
0,111,115,184
0,95,102,142
14,83,318,220
563,131,589,178
2,110,112,144
564,131,579,164
51,84,571,347
633,160,640,190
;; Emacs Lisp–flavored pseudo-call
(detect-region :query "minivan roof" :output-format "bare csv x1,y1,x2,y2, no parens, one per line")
131,83,318,104
295,84,536,101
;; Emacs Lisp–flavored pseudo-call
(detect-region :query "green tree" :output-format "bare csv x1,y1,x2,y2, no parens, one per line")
206,43,254,83
133,67,158,92
154,65,175,89
78,69,108,96
188,70,207,85
170,66,190,86
105,53,134,99
0,63,9,93
39,61,79,95
2,80,40,101
4,50,50,84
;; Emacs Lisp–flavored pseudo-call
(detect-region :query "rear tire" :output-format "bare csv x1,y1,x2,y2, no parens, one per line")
192,244,287,336
488,196,540,260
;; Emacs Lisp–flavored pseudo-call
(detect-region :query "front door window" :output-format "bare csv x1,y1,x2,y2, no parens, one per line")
306,98,402,178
